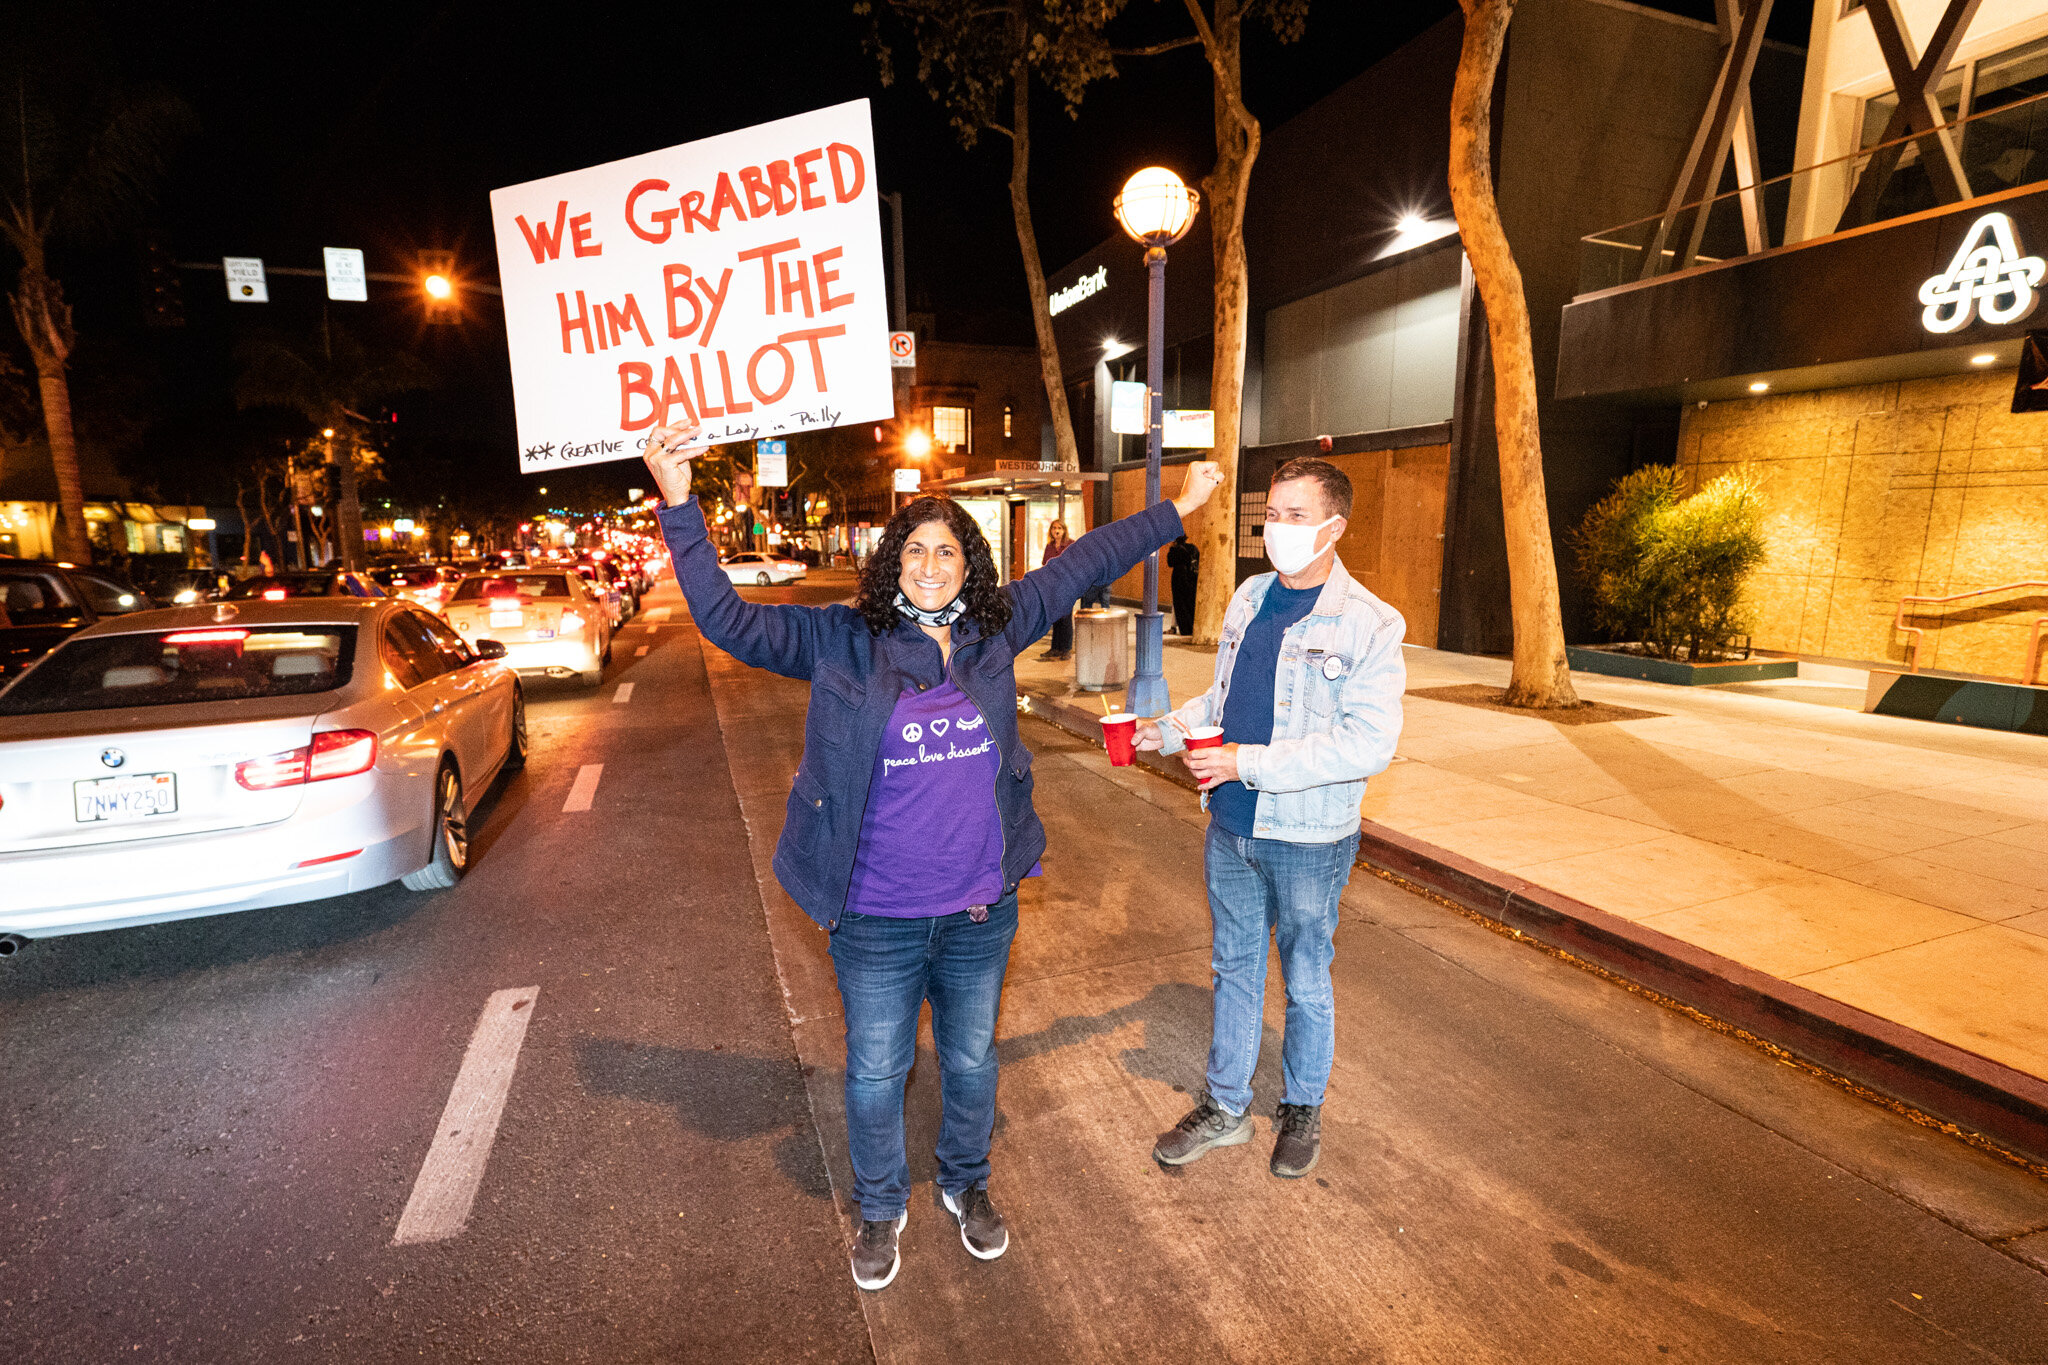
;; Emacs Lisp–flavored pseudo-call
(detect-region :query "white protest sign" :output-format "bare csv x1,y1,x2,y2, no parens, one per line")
490,100,894,473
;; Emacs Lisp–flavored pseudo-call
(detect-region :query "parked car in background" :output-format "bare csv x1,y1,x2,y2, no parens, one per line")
225,570,385,600
0,597,526,949
442,571,611,687
0,561,157,684
718,551,806,586
138,568,225,606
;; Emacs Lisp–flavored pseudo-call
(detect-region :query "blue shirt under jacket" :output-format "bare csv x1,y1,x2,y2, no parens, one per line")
657,495,1184,930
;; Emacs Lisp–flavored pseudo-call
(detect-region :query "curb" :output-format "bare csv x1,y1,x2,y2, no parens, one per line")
1020,688,2048,1168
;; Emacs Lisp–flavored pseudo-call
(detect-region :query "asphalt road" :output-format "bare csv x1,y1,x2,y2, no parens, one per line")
4,569,2047,1363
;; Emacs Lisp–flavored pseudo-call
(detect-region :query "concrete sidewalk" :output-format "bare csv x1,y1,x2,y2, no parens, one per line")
1015,621,2048,1160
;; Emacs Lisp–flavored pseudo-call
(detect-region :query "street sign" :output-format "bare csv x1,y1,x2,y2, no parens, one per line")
1110,380,1147,435
893,467,921,493
1163,409,1215,449
323,247,368,302
223,257,268,303
889,331,916,368
489,99,894,471
756,440,788,486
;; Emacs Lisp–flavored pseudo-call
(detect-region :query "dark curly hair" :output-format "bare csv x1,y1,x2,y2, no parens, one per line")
854,496,1013,637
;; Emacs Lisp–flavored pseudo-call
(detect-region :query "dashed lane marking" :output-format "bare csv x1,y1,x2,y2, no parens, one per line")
635,645,649,657
562,764,603,812
392,987,540,1245
614,682,635,704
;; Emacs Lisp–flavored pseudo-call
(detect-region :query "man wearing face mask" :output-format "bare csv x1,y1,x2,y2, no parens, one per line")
1133,457,1405,1178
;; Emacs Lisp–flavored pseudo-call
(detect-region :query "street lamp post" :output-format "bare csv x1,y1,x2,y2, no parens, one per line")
1113,167,1200,718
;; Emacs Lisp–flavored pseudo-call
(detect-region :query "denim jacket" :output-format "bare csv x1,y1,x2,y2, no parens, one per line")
1155,558,1404,843
657,495,1185,929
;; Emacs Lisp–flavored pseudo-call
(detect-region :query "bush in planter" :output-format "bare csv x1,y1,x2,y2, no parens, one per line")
1570,465,1767,663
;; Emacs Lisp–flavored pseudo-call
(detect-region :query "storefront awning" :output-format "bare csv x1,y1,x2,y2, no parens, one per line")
920,470,1107,494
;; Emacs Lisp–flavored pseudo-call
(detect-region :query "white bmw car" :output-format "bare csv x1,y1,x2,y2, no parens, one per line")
0,597,525,952
719,552,806,586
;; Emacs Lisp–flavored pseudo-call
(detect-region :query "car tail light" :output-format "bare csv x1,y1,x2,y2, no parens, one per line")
165,628,249,645
561,611,585,631
235,729,377,791
308,729,378,780
263,588,288,600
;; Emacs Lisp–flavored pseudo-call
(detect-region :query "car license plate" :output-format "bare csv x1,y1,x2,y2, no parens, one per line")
530,628,554,639
74,772,177,823
490,610,523,627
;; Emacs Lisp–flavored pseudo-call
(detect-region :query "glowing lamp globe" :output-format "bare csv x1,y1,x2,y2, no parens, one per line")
1114,167,1200,247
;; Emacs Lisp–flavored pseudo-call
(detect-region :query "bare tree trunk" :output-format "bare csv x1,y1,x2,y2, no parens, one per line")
1186,0,1257,646
234,483,255,565
333,438,366,570
9,263,90,564
1006,31,1081,473
1450,0,1579,708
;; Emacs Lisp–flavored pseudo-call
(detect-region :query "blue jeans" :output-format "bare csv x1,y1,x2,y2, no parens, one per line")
1202,823,1359,1115
828,893,1019,1221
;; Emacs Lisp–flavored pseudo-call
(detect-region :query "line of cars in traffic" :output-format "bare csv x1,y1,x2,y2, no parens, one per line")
0,540,680,955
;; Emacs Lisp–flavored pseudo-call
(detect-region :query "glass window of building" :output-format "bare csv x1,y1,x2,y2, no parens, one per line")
931,405,971,453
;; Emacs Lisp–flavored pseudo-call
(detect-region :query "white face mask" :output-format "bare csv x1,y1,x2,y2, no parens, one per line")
1262,515,1339,575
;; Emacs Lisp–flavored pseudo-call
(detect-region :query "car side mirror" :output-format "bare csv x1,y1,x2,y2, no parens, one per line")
474,638,509,661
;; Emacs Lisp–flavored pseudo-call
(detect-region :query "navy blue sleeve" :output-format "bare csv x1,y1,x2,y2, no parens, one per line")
1001,500,1183,654
657,497,830,681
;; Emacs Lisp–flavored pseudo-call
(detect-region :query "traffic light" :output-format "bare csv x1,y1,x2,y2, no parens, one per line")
421,251,457,324
140,239,184,328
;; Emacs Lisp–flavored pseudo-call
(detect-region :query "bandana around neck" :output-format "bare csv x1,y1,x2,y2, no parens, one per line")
894,589,966,627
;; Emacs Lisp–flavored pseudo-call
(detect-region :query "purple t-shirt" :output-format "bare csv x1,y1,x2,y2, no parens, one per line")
845,680,1013,917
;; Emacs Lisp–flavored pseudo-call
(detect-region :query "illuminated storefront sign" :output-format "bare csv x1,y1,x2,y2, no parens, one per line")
1918,212,2046,333
1049,266,1108,316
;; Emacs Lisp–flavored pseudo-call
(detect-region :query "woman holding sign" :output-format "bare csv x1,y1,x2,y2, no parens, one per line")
644,420,1220,1292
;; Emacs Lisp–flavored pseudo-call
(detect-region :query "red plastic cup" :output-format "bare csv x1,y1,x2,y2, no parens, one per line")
1183,726,1225,750
1100,712,1139,766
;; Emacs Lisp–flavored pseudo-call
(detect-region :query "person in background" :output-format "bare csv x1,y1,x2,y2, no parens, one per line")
1037,519,1074,660
643,417,1223,1293
1135,457,1404,1180
1167,534,1199,637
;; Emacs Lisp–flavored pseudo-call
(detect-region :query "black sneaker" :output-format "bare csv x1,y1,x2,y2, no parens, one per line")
1152,1092,1254,1165
940,1185,1009,1260
850,1211,908,1291
1271,1102,1322,1178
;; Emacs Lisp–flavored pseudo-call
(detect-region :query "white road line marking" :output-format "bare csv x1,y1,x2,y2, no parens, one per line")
649,607,672,622
563,763,603,812
635,645,649,657
614,682,635,704
392,988,540,1246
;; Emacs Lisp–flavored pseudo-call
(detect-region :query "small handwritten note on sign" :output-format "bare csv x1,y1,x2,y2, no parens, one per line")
490,100,894,472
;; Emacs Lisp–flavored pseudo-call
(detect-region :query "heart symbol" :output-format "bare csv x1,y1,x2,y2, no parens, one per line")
930,718,950,737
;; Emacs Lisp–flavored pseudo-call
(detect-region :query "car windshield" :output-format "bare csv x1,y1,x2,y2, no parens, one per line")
0,626,357,715
225,574,331,599
449,574,571,602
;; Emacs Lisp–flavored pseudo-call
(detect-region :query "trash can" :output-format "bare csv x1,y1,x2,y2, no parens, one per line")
1073,607,1130,692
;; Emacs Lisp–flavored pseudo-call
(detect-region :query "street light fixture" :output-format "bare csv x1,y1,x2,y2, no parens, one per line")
1113,166,1200,718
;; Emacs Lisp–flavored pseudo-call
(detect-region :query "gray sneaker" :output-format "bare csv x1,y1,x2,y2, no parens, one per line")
940,1185,1009,1260
1271,1102,1322,1178
1152,1092,1254,1165
850,1211,908,1291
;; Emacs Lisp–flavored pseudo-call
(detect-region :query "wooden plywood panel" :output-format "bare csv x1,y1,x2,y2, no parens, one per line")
1305,445,1449,645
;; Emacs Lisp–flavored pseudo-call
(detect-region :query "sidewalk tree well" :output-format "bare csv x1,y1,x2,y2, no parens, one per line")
232,325,432,571
1570,465,1767,664
859,1,1115,476
1449,0,1579,708
0,48,194,564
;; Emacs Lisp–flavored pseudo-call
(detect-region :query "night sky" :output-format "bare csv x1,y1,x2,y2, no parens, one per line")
12,0,1812,511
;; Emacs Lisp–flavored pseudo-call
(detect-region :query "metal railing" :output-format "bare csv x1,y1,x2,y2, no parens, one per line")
1579,86,2048,296
1893,581,2048,684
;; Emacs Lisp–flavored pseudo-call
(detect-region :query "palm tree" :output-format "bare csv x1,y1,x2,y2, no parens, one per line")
234,325,434,570
0,58,193,563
